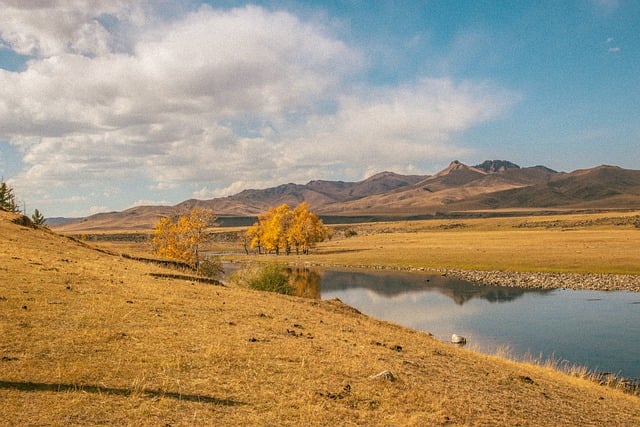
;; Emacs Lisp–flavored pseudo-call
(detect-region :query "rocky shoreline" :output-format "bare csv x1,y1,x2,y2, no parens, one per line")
442,269,640,293
290,261,640,293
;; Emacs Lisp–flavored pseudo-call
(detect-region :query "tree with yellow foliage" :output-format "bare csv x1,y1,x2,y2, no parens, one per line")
247,202,329,255
288,202,329,255
247,204,290,255
152,208,215,266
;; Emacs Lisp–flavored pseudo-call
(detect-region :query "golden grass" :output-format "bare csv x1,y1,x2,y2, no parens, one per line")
221,211,640,275
2,211,640,425
303,228,640,274
78,211,640,275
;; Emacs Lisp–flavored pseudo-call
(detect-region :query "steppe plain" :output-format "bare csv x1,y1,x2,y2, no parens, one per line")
2,209,640,425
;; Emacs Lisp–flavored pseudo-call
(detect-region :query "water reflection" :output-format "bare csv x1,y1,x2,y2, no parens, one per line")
287,267,322,299
315,268,640,381
320,269,552,305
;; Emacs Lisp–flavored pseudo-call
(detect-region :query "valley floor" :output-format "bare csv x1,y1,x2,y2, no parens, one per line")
2,211,640,425
218,211,640,293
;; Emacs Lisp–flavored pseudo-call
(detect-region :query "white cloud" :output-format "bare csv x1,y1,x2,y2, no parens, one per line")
0,2,518,215
608,47,620,53
280,78,517,177
87,205,111,215
0,0,147,57
131,199,172,207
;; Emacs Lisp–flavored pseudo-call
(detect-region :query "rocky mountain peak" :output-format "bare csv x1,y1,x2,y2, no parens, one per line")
474,160,521,173
432,160,483,178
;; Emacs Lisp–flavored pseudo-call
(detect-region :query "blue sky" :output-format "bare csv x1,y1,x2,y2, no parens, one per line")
0,1,638,217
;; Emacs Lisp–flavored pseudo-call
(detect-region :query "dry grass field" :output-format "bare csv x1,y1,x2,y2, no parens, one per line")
73,211,640,276
2,210,640,425
215,211,640,276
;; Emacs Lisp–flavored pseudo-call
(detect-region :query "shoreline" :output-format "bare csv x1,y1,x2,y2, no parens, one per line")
443,268,640,293
284,261,640,293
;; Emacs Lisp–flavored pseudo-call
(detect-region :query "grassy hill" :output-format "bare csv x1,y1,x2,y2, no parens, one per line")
2,210,639,425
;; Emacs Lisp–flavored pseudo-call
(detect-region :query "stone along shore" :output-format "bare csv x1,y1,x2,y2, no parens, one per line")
443,269,640,293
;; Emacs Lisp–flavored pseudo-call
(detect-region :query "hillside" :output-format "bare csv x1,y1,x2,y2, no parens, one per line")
2,211,639,425
466,165,640,210
52,160,640,231
316,161,558,215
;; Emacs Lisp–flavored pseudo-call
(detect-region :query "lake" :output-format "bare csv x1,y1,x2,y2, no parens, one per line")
313,268,640,381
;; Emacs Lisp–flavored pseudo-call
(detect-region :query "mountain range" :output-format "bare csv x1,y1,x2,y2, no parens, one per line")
51,160,640,231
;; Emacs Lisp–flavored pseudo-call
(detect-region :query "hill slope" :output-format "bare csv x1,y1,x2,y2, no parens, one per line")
318,161,558,215
52,160,640,231
462,165,640,210
2,211,639,425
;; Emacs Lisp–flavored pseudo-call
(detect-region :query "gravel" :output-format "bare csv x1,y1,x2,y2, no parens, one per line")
442,269,640,293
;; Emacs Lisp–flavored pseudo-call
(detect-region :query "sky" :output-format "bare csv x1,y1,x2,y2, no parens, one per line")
0,0,638,217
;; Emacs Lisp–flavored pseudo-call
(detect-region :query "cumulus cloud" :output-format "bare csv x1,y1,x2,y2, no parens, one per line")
0,0,147,57
281,78,516,176
0,1,517,215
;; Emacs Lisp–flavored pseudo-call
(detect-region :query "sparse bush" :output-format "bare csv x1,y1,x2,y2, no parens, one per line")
11,215,34,227
197,256,224,279
247,263,293,295
344,229,358,238
225,265,257,288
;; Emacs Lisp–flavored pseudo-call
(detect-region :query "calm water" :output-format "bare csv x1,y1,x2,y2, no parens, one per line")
316,269,640,380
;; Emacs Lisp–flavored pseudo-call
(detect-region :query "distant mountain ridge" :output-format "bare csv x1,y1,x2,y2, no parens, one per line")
474,160,522,173
52,160,640,231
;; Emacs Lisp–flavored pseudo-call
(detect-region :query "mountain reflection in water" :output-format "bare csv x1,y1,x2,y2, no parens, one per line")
315,268,640,381
221,263,639,380
318,269,552,305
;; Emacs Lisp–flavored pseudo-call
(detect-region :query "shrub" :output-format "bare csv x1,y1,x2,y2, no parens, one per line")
247,263,293,295
344,229,358,238
197,256,224,279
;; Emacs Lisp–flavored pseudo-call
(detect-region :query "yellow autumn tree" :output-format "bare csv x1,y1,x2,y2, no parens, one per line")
152,208,216,266
245,221,263,254
247,202,329,255
253,204,292,255
288,202,329,255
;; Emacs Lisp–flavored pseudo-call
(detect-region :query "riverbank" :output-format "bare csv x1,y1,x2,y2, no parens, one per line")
280,212,640,278
444,268,640,292
65,211,640,289
284,260,640,293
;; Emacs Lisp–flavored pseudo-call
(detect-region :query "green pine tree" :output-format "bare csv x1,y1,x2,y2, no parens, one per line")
0,181,19,213
31,209,46,226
